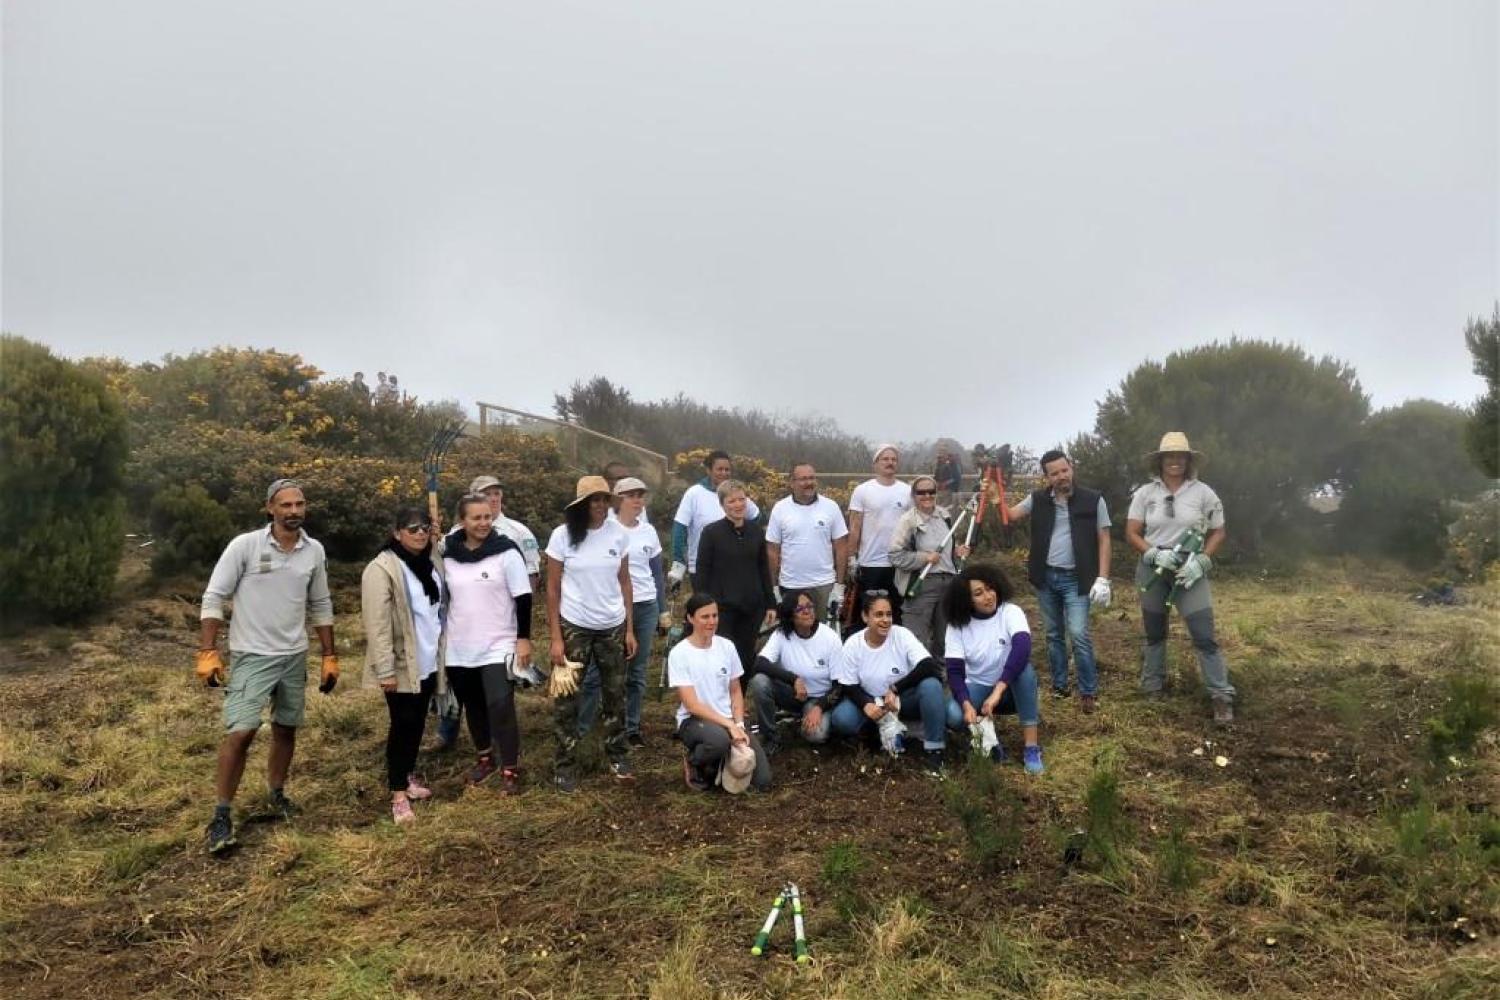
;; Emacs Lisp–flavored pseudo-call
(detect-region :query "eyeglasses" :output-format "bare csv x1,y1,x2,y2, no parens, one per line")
402,523,432,534
913,489,937,497
865,589,890,598
794,602,816,613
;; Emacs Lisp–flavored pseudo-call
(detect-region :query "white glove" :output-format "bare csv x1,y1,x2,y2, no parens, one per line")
876,710,906,756
1088,576,1112,608
831,582,846,605
969,717,999,754
1175,552,1212,590
668,561,688,587
847,555,859,579
773,586,783,604
1150,546,1184,571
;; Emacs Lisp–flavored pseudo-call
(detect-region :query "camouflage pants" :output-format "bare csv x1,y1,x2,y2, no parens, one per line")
553,619,630,773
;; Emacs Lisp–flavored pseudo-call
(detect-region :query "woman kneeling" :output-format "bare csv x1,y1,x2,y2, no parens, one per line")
669,593,772,793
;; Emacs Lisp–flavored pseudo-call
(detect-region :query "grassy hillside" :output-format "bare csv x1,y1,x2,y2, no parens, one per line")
1,555,1496,999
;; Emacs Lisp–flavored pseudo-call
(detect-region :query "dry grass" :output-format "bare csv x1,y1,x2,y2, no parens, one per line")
1,562,1497,998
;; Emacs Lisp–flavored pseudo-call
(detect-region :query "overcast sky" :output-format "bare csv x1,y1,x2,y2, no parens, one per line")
4,1,1496,452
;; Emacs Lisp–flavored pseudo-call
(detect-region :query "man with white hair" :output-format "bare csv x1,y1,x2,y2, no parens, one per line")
845,444,912,625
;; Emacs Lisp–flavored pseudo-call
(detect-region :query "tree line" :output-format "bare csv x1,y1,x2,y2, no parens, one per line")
1,312,1495,625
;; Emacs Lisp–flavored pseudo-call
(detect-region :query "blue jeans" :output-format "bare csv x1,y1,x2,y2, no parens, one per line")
578,600,659,737
829,675,954,751
944,666,1041,732
1034,568,1098,696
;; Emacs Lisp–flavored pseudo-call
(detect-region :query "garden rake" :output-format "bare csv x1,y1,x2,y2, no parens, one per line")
423,419,466,527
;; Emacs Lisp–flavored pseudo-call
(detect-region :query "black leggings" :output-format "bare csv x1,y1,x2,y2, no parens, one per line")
384,674,436,792
445,663,521,768
716,605,763,681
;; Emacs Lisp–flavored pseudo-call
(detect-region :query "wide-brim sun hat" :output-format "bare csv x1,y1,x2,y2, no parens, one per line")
566,475,613,509
1144,431,1203,459
720,743,756,794
613,476,649,496
469,475,503,493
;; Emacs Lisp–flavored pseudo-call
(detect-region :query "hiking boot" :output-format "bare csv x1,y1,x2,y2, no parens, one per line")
392,797,416,825
468,754,497,785
683,757,710,792
1080,694,1098,715
1023,745,1045,775
988,743,1007,765
553,770,578,794
921,749,946,777
610,760,636,784
1212,699,1235,725
205,811,237,854
1052,684,1072,698
626,732,647,749
267,789,301,820
404,775,433,801
499,767,522,796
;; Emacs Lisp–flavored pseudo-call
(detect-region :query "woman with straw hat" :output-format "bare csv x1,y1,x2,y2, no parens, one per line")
1124,432,1235,723
544,475,638,791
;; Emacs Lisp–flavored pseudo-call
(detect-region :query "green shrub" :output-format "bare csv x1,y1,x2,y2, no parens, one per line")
1428,673,1500,765
941,753,1024,872
820,839,868,921
148,484,235,577
1083,747,1131,874
1154,820,1202,891
0,336,128,623
1444,492,1500,581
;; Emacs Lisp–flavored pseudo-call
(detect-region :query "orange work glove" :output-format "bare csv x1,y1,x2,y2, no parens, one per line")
195,649,226,688
318,654,340,694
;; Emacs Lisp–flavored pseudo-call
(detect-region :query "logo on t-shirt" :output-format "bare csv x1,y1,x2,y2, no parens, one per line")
890,665,902,675
718,666,728,676
608,548,619,557
480,571,489,579
815,519,825,528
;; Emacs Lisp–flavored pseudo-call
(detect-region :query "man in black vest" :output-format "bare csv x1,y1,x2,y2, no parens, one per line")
1006,450,1112,712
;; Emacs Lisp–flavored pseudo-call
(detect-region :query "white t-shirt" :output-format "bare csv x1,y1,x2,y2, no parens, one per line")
759,624,844,698
545,522,631,629
442,548,531,667
838,624,931,697
494,514,541,575
674,482,761,572
668,635,744,726
849,479,912,567
765,495,849,588
944,603,1030,690
400,562,443,680
618,516,662,605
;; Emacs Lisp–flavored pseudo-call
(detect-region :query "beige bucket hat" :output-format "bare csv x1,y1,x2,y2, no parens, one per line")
566,475,613,509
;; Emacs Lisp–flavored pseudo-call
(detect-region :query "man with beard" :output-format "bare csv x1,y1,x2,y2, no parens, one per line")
1006,450,1111,711
197,479,337,853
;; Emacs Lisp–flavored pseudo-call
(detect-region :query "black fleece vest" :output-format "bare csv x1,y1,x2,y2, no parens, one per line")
1027,486,1102,595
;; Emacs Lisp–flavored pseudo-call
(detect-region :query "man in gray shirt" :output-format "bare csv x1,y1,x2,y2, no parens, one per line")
1007,450,1112,712
196,479,337,853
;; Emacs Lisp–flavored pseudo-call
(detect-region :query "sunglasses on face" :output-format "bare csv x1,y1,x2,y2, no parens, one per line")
865,589,890,598
913,489,937,497
403,523,432,534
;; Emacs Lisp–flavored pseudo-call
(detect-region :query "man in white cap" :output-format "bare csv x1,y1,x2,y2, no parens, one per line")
845,444,912,624
196,478,338,853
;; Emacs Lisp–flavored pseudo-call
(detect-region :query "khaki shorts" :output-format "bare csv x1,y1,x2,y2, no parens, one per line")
224,651,308,732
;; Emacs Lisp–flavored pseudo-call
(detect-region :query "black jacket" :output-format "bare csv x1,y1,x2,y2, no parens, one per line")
695,518,775,614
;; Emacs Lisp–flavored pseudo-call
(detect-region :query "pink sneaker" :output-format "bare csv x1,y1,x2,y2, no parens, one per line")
392,796,416,825
405,775,433,800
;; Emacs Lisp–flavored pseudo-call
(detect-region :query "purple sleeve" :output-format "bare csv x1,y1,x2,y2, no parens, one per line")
946,658,972,707
998,632,1032,687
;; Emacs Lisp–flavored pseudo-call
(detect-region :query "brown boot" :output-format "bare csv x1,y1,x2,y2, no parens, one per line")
1212,699,1234,725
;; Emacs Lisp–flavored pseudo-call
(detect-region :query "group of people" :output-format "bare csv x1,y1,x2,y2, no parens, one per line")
193,432,1233,853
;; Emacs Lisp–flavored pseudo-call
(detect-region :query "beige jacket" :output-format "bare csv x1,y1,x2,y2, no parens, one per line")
361,549,448,695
